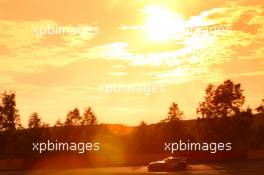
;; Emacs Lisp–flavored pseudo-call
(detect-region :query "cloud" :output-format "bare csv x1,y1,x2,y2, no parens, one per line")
0,20,99,74
0,20,52,49
0,0,264,125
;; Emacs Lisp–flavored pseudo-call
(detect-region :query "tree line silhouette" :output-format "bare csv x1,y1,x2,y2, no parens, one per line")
0,79,264,160
28,107,98,129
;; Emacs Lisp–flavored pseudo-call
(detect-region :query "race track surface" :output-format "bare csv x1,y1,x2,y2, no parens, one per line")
0,160,263,175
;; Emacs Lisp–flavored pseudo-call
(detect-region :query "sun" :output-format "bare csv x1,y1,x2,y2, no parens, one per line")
142,5,185,42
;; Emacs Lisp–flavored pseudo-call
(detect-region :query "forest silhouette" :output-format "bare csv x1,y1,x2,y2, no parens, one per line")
0,79,263,167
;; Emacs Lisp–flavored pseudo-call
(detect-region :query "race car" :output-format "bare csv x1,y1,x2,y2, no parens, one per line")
148,156,187,172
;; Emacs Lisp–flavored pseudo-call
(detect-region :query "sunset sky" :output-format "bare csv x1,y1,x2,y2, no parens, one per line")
0,0,263,126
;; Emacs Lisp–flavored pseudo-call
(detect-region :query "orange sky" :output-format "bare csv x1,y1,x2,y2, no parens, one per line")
0,0,263,126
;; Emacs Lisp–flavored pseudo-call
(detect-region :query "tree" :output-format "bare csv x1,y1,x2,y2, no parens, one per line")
0,91,21,131
256,99,264,113
138,121,147,133
159,103,185,141
81,107,98,125
197,80,245,118
54,119,63,127
28,112,42,128
64,108,81,126
0,105,4,130
134,121,148,152
28,112,49,128
161,102,183,123
42,123,50,128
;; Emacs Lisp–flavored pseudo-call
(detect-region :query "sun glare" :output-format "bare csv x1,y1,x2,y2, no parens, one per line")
143,5,185,42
